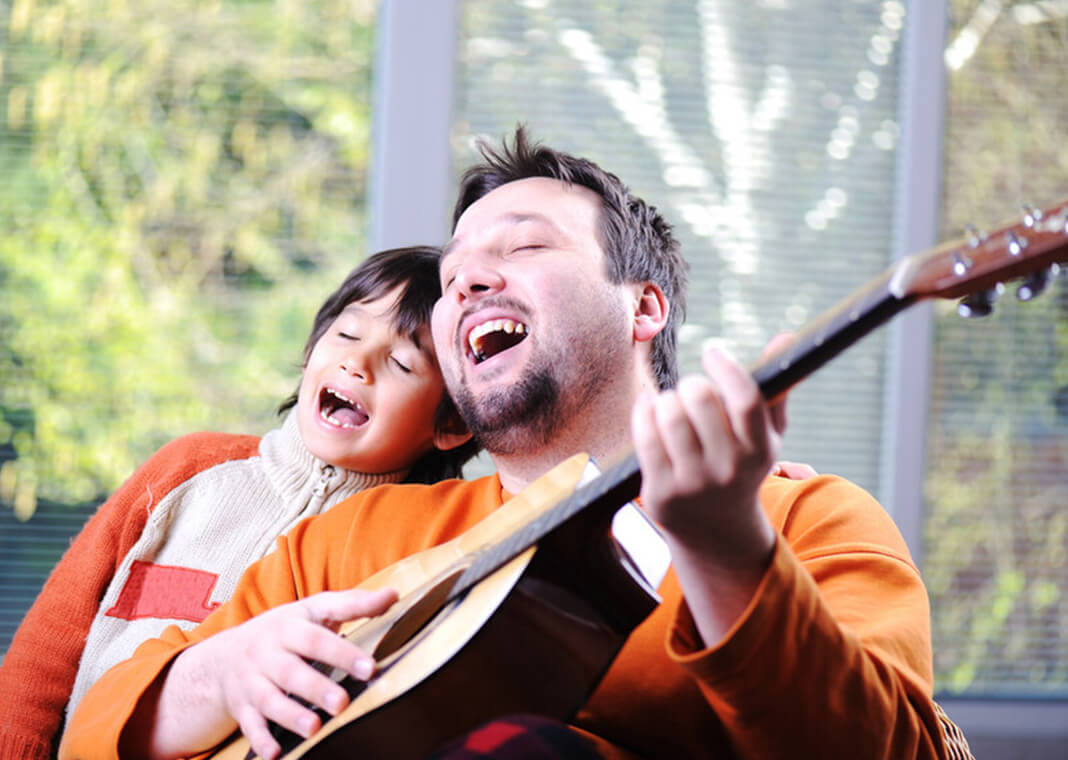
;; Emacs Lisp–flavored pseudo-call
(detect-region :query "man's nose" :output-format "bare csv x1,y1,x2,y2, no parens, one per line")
453,258,505,303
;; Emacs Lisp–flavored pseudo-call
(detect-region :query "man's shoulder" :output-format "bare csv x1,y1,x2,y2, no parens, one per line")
318,473,505,526
759,472,913,561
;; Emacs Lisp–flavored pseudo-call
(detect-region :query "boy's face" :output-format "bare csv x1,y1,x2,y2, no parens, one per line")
296,287,445,473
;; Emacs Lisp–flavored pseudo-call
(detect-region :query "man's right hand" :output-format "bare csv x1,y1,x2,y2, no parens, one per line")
131,587,398,760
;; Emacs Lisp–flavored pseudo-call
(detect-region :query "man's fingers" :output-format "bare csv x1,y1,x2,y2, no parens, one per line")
699,347,770,453
651,388,710,488
301,587,398,629
267,641,351,714
760,331,795,359
233,700,281,760
772,460,818,480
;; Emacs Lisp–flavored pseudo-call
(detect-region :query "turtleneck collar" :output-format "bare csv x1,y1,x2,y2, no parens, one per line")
260,409,408,510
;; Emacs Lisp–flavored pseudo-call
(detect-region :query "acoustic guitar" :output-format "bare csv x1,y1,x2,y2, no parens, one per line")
212,200,1068,759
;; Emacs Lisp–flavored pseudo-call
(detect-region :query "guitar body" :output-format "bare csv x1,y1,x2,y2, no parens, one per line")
211,454,660,759
303,543,654,759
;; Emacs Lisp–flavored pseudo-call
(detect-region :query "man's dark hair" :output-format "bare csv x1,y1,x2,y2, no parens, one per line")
453,126,689,389
279,246,479,483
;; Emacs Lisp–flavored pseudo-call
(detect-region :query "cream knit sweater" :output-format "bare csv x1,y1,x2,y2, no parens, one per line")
64,410,404,718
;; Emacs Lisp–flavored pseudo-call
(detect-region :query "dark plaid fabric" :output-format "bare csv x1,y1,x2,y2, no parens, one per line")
428,715,606,759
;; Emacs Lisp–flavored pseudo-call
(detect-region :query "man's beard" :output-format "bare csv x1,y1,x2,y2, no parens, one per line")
452,364,563,456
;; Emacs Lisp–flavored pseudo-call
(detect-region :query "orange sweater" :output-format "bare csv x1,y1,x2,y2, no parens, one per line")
61,472,948,759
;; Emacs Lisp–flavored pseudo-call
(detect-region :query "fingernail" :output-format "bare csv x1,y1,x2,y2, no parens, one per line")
354,658,374,680
325,691,344,714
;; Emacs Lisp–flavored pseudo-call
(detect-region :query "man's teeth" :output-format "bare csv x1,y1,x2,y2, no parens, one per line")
468,319,526,357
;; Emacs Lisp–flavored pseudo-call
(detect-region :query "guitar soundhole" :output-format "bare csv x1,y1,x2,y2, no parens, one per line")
373,567,464,660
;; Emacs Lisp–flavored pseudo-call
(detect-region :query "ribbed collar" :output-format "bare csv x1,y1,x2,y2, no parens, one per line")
259,409,408,509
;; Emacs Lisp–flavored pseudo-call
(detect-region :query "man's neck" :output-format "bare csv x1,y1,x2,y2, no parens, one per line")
491,425,632,495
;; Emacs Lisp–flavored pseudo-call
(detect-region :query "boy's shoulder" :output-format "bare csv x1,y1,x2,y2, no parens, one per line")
137,430,263,485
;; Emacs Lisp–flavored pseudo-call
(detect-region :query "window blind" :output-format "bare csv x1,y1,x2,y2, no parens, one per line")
453,0,904,508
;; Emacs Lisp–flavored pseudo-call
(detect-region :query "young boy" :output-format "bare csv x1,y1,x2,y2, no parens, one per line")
0,246,478,760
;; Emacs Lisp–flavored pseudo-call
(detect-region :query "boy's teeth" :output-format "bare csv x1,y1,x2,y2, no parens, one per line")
327,388,354,404
320,407,364,429
320,387,368,428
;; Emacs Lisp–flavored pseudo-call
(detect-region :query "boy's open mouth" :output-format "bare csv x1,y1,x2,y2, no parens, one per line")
318,387,369,428
468,318,528,364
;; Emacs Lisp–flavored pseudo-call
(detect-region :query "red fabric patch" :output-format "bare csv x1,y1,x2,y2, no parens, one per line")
105,559,221,622
464,720,527,752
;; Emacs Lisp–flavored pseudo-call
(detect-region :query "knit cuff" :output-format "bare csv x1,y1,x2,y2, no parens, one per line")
0,730,53,760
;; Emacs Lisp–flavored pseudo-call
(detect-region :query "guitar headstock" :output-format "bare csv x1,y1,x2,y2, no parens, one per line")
889,200,1068,315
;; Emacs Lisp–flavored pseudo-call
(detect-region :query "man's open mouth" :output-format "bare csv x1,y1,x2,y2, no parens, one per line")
318,387,370,428
468,318,528,365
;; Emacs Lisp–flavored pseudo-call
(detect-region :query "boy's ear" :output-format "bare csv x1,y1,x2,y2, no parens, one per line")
632,282,669,344
433,417,474,451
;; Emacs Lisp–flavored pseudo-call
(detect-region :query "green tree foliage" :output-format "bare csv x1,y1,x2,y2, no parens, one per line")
0,0,377,516
924,0,1068,694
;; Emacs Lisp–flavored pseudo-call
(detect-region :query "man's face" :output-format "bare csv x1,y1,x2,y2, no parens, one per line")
432,177,633,454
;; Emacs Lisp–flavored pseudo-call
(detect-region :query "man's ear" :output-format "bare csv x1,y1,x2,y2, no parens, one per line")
433,417,474,451
632,282,669,344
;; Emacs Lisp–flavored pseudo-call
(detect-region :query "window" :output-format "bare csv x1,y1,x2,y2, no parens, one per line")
925,0,1068,699
0,0,377,657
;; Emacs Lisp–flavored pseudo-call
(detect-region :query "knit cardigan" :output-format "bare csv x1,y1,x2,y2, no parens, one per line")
0,411,404,760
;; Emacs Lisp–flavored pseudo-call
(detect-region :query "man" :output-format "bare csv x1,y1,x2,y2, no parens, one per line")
61,129,946,759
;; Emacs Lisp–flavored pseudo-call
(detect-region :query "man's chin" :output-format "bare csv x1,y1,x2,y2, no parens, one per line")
455,369,561,456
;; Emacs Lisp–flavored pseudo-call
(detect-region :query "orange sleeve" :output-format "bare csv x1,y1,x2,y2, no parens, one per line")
0,433,259,760
668,475,948,759
59,477,502,760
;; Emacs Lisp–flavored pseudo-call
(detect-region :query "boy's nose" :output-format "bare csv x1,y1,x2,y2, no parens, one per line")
339,355,372,383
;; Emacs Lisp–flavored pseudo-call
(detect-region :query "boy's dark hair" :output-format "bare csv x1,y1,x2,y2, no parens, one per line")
279,246,479,483
453,126,689,389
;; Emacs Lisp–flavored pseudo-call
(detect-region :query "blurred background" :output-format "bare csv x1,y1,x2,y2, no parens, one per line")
1,1,1065,755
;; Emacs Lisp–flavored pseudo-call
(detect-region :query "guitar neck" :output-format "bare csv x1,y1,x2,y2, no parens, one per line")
751,265,914,399
451,264,914,600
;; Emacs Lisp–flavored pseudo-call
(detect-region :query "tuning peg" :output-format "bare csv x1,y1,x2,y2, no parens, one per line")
1022,204,1043,228
964,224,985,248
1005,230,1027,256
957,285,1003,318
1016,268,1054,302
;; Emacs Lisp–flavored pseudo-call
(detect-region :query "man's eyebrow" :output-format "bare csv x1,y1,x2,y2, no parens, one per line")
441,211,561,267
